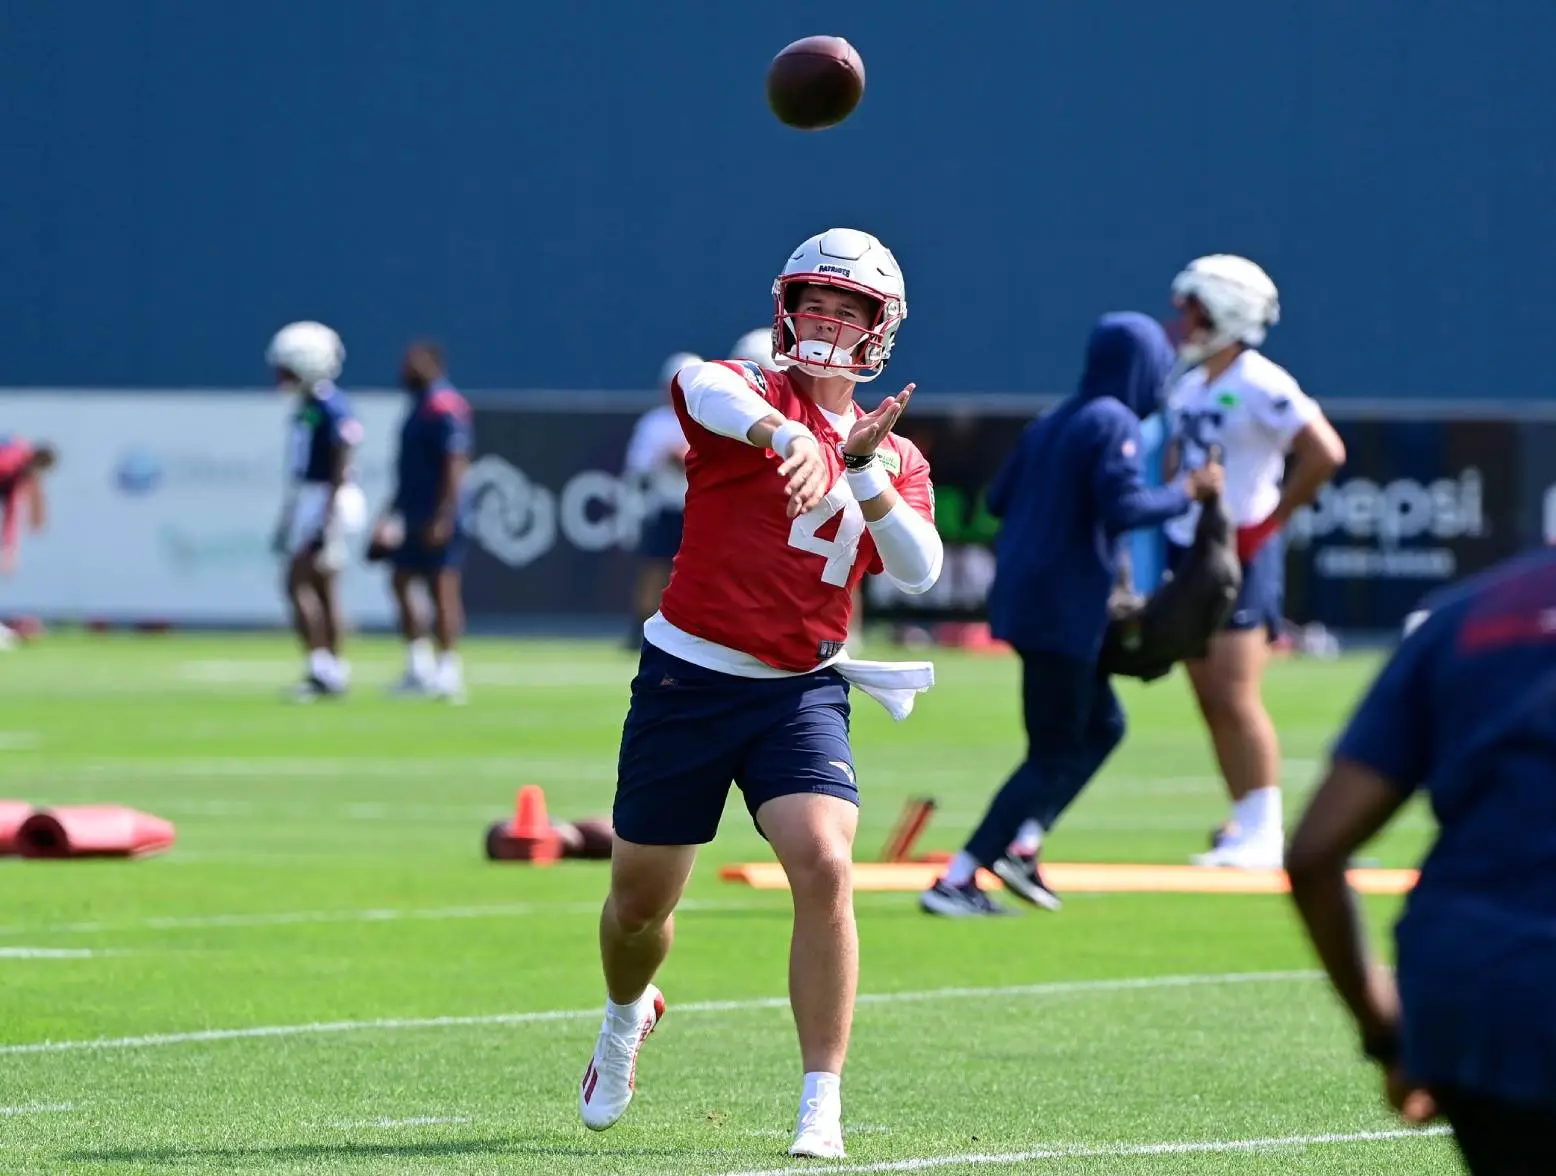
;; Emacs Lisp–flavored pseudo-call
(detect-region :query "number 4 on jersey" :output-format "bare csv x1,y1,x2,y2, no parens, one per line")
788,484,865,586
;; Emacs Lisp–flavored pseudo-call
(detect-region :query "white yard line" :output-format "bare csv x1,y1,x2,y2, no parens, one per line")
0,1103,74,1116
0,970,1318,1057
177,659,628,689
708,1126,1454,1175
328,1116,473,1129
0,898,767,937
0,948,101,959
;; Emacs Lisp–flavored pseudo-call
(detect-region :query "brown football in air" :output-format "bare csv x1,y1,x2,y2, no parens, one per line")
766,36,865,130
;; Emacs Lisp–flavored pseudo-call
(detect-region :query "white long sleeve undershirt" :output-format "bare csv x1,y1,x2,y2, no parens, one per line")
679,361,777,442
866,499,943,595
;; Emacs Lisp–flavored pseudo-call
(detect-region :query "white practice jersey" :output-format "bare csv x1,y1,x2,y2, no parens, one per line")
1163,350,1320,546
624,403,690,510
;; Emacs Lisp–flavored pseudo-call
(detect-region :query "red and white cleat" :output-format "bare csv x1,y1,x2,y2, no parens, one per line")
579,985,665,1131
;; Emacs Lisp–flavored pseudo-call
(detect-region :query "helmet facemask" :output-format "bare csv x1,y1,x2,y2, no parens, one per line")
771,274,903,383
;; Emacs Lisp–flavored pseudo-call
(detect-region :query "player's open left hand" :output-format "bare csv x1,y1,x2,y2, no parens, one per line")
844,383,915,457
778,436,829,518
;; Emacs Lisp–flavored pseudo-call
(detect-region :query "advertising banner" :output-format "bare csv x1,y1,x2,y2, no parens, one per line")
1283,418,1525,629
1516,423,1556,548
0,392,408,624
458,407,666,617
4,393,1546,632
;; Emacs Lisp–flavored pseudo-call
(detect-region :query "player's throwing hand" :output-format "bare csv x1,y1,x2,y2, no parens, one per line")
844,383,915,457
777,435,829,518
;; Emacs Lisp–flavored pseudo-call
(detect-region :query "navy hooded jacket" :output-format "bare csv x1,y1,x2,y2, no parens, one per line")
985,312,1194,661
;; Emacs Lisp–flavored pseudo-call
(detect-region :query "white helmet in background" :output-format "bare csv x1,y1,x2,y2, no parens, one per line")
730,329,774,367
771,228,906,383
266,321,345,388
1170,254,1280,366
659,351,701,390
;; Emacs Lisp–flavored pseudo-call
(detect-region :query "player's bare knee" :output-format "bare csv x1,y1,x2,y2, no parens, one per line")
606,841,695,934
779,836,854,907
607,888,675,937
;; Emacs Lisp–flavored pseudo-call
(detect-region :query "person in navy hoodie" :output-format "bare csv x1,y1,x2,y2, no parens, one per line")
921,312,1222,916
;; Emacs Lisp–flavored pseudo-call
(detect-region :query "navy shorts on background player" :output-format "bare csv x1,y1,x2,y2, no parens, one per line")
390,528,467,573
614,642,857,846
638,510,684,561
1166,532,1283,638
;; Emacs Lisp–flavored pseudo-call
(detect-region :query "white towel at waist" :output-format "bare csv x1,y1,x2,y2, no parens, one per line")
834,656,935,721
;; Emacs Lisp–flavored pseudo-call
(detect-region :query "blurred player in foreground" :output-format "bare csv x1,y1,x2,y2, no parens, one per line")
1163,256,1345,868
372,343,473,701
0,437,57,649
921,314,1221,917
1286,546,1556,1175
621,352,698,647
267,321,367,700
580,229,941,1159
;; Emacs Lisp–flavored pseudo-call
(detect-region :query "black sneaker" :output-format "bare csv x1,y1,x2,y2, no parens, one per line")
919,878,1014,917
992,852,1062,911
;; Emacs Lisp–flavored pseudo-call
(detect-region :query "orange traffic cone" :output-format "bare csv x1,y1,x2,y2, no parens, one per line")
484,786,562,864
0,801,33,856
15,806,176,859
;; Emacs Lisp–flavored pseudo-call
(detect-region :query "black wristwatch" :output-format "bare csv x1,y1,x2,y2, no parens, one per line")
842,451,875,471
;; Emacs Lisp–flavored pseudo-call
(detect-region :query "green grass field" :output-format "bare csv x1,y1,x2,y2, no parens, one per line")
0,633,1461,1174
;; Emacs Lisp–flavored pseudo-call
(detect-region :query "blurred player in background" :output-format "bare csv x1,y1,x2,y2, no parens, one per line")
731,327,774,367
734,326,866,652
580,229,941,1160
0,437,56,579
373,343,473,701
0,437,57,649
1162,256,1345,868
921,314,1222,917
267,321,367,700
1286,546,1556,1175
621,351,698,647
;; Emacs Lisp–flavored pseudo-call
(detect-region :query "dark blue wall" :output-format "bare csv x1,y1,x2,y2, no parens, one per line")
4,2,1554,398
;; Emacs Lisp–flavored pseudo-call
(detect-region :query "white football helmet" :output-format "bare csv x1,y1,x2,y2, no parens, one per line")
266,321,345,388
770,228,906,382
1170,254,1280,366
659,351,701,390
730,329,774,367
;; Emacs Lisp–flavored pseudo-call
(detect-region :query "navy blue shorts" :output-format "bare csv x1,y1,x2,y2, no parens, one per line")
638,510,684,560
391,527,467,574
613,641,858,846
1166,533,1284,640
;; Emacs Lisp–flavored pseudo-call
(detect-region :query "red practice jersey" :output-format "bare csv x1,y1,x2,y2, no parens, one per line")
659,362,935,672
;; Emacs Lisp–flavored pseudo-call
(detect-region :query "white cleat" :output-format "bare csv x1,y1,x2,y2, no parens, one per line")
788,1093,846,1159
1191,831,1284,870
387,672,433,697
579,985,665,1131
430,679,467,706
